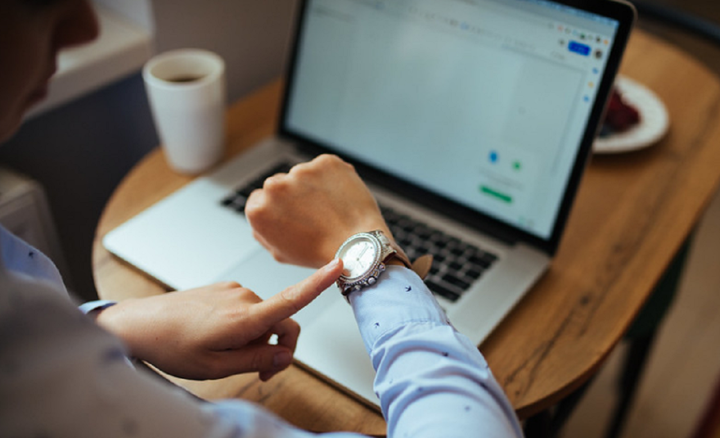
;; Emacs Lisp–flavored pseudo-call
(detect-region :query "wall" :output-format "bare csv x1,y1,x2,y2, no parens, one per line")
152,0,297,103
0,1,298,301
0,74,157,300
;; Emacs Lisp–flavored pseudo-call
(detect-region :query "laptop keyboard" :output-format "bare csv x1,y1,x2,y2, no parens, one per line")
220,162,294,214
220,162,498,303
380,206,497,302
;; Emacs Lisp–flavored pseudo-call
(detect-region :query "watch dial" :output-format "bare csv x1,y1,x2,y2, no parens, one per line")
338,236,378,280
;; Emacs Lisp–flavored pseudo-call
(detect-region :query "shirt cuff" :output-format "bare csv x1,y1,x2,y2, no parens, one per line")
349,266,451,354
78,300,117,315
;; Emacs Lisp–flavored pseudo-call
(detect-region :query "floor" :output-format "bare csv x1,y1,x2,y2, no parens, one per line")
561,2,720,436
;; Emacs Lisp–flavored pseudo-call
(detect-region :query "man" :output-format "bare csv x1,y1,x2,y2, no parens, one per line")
0,1,522,436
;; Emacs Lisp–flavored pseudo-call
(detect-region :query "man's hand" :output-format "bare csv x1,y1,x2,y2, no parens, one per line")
246,154,392,268
95,259,342,381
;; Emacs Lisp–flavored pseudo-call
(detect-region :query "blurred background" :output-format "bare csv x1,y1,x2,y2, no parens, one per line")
0,0,297,300
562,1,720,437
0,1,718,437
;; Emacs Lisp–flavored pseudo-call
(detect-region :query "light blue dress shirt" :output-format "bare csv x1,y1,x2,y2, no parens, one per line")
0,225,522,437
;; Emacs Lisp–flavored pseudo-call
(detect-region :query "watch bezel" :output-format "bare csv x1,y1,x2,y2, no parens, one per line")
336,232,383,284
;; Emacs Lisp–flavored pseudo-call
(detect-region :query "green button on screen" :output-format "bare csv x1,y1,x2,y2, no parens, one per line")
480,185,512,203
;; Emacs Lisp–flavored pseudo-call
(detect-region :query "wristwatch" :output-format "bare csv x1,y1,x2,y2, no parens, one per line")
335,230,412,296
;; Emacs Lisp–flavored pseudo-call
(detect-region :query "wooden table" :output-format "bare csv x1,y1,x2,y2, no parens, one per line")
93,29,720,435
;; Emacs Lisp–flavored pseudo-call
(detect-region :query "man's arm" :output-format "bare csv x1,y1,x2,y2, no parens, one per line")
246,154,523,437
90,260,342,381
1,264,365,438
352,267,522,437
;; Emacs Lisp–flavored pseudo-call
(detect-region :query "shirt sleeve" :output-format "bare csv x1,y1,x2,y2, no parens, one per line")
349,266,523,438
79,299,117,314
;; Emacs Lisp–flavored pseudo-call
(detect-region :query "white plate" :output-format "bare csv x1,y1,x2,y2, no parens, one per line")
593,75,670,154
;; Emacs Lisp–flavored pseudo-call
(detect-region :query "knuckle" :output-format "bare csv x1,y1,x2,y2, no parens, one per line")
250,351,265,372
316,154,338,167
279,289,301,315
262,176,276,189
244,194,268,224
290,317,300,329
233,287,259,302
244,189,261,210
291,161,311,176
289,319,301,336
263,174,287,191
216,280,242,290
246,210,268,231
342,159,356,172
270,249,287,264
287,162,301,174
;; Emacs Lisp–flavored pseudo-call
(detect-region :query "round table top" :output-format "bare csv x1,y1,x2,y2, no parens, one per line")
93,29,720,435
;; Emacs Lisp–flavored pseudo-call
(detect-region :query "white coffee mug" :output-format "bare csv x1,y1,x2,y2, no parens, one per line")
143,49,226,174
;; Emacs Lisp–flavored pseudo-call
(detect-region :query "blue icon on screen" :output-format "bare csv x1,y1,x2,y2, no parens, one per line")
593,68,599,74
489,151,499,163
568,41,591,56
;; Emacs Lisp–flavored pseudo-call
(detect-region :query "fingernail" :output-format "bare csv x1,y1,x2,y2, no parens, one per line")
273,351,292,368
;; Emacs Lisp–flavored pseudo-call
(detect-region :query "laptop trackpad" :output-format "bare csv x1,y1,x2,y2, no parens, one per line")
295,299,378,406
217,249,377,405
215,249,338,329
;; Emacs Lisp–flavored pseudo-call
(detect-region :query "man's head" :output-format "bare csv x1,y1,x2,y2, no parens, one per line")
0,0,99,142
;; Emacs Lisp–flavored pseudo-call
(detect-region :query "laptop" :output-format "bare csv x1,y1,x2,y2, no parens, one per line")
104,0,635,408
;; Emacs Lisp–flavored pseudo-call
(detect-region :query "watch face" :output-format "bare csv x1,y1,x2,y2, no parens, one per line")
337,235,380,281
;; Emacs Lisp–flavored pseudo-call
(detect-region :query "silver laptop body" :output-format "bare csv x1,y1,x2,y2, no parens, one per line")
104,0,635,407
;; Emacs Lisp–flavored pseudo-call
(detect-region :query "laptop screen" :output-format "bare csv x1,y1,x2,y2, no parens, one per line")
283,0,631,246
